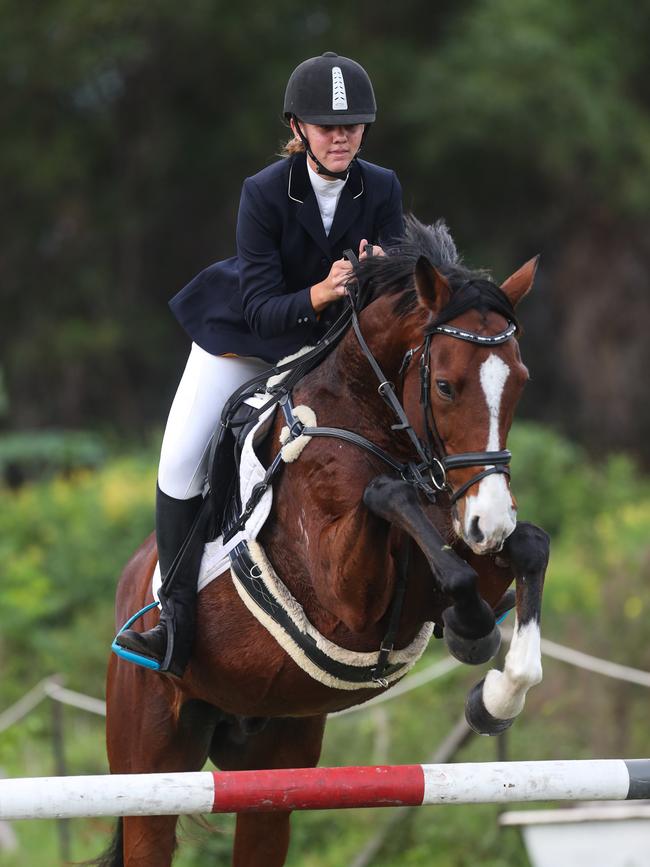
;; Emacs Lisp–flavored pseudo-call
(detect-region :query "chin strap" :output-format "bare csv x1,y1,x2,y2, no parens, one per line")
292,116,354,181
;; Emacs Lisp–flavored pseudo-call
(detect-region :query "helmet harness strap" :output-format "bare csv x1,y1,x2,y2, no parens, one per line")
292,116,365,181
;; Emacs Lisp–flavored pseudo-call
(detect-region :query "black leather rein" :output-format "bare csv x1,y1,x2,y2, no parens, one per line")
278,256,515,507
223,254,517,542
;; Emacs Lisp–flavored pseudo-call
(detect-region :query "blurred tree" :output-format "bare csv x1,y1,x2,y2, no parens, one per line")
1,0,649,458
398,0,650,456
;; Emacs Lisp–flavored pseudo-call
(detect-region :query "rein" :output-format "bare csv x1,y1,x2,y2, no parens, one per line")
278,252,514,506
223,251,517,541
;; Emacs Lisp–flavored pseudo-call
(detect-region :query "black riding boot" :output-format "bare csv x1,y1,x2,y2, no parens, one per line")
115,485,206,676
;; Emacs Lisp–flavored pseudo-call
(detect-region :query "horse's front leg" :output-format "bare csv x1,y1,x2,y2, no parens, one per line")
465,521,550,735
363,475,500,664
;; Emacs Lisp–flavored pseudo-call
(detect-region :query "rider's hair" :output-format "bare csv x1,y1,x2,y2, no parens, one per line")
280,133,306,157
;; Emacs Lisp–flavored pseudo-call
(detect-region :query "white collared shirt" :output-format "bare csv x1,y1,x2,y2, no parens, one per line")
307,162,347,236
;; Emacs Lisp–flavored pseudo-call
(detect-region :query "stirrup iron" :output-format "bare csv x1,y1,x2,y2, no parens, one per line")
111,601,162,671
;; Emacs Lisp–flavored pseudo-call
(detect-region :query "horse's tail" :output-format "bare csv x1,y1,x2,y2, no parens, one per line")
84,818,124,867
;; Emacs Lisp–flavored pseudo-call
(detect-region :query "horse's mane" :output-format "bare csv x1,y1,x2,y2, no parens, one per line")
357,216,518,329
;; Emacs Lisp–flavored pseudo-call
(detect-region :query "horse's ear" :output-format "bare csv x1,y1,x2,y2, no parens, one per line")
415,256,451,313
500,255,540,307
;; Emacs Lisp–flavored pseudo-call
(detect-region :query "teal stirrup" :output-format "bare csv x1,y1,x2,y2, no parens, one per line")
111,601,162,671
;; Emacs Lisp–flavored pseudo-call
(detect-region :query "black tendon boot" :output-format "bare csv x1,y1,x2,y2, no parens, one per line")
115,485,207,676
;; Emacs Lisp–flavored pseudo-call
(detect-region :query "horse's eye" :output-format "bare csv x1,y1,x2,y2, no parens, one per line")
436,380,454,399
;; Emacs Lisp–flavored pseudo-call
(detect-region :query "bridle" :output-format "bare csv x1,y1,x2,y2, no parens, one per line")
413,321,517,503
283,295,515,506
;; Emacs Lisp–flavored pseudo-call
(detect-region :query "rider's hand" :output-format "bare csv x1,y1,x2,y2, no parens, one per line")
358,238,386,259
310,258,354,312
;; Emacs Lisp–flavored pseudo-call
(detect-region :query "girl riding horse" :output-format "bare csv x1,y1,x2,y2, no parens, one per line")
114,51,404,676
105,51,550,867
104,215,549,866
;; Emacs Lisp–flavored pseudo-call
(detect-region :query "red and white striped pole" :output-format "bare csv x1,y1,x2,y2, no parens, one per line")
0,760,648,820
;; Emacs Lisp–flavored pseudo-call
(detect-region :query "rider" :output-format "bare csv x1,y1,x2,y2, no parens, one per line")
114,51,405,676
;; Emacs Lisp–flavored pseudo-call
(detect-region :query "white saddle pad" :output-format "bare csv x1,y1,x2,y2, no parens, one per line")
152,394,276,600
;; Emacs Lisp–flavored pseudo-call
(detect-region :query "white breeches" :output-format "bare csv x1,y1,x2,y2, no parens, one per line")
158,343,268,500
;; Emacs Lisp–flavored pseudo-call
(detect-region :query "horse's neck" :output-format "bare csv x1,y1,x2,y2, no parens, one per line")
257,299,435,641
345,295,414,375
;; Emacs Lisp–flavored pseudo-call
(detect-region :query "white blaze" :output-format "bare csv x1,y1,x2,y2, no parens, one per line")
460,353,516,552
332,67,348,110
481,353,510,449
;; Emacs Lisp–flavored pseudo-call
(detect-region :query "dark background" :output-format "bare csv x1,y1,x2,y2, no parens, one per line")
2,0,650,458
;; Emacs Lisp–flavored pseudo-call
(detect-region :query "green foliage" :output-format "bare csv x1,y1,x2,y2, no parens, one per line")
509,422,650,629
402,0,650,239
0,454,155,699
509,422,650,536
509,422,593,535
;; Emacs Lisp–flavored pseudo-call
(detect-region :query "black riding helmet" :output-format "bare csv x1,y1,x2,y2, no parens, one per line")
284,51,376,179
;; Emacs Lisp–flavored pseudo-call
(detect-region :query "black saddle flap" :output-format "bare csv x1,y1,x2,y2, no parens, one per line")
231,401,265,451
207,400,277,540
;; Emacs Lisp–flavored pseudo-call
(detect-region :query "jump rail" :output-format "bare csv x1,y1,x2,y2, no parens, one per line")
1,760,649,820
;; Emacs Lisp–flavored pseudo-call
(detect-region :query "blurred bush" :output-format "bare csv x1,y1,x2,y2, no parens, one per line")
0,454,155,698
0,430,106,488
509,422,650,536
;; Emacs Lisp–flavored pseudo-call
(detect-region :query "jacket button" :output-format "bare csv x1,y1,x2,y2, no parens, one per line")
320,258,328,266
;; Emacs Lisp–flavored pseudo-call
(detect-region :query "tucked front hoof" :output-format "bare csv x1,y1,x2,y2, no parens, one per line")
465,678,515,736
442,608,501,665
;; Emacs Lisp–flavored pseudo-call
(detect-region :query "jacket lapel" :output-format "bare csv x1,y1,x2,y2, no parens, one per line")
288,154,331,258
328,160,364,248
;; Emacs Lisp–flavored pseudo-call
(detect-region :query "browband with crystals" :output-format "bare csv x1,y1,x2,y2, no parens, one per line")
432,321,518,345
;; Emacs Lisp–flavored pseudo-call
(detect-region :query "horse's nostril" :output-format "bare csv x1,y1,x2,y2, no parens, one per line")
470,515,484,543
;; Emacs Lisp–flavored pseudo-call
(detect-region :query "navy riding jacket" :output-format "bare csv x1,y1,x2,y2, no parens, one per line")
169,152,404,363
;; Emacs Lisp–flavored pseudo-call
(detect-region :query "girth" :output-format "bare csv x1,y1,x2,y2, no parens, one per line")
229,538,410,685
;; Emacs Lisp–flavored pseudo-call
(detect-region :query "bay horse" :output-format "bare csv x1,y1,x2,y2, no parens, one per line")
101,220,550,866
